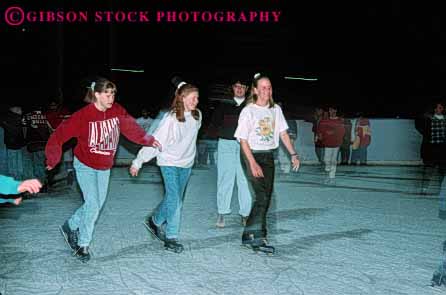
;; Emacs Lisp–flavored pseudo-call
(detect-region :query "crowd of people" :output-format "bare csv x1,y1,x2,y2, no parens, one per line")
1,73,445,288
310,106,372,184
0,72,299,260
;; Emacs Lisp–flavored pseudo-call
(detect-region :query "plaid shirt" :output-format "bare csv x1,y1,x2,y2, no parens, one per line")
430,117,446,144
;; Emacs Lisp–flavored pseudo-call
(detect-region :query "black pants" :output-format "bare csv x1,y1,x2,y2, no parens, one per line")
340,146,350,164
240,151,275,241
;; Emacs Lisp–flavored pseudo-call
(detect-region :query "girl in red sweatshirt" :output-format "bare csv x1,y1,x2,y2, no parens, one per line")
45,77,161,262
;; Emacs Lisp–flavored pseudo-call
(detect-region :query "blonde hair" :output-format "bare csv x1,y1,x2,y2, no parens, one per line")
246,74,275,108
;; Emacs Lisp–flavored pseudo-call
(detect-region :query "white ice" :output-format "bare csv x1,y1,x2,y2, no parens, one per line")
0,164,444,295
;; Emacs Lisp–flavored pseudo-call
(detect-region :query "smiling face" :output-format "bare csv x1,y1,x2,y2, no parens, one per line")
253,78,272,106
232,82,247,98
94,88,115,111
183,91,199,112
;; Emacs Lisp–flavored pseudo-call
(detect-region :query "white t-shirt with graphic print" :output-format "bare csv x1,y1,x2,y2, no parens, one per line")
234,103,289,150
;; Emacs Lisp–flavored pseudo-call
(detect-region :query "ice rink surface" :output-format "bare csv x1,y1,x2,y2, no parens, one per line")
1,164,445,295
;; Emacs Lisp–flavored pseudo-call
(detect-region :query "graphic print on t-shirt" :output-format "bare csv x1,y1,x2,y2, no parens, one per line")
88,118,120,155
255,116,275,143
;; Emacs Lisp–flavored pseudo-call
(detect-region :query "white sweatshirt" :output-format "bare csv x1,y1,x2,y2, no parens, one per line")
132,110,201,169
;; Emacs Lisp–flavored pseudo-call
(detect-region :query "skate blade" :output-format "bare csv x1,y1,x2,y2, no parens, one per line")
59,225,76,251
164,246,184,254
240,244,275,256
142,221,163,242
73,248,92,262
428,284,445,292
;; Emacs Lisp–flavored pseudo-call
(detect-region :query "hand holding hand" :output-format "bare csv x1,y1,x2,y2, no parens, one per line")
152,139,162,152
129,166,139,177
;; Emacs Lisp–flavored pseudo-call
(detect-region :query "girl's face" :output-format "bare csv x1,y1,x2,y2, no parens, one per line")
94,88,115,111
254,78,272,106
183,91,199,112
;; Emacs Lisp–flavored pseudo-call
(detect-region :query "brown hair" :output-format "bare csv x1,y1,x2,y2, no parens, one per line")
84,77,117,103
247,74,275,108
170,83,200,122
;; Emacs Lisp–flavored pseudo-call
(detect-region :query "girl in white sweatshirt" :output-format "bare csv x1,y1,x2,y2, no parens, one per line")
130,82,201,253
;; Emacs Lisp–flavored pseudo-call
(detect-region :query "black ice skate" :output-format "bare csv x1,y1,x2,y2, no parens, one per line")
164,239,184,253
143,217,165,242
74,246,91,263
242,234,275,255
59,221,79,251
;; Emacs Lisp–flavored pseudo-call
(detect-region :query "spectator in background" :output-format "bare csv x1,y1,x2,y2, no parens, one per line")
23,104,51,192
136,108,154,134
415,101,446,214
45,96,74,186
351,113,372,166
1,105,26,180
318,106,345,185
311,107,325,165
339,112,352,165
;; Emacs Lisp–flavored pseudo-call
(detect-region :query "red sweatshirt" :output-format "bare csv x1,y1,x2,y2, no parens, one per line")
45,103,155,170
318,117,345,147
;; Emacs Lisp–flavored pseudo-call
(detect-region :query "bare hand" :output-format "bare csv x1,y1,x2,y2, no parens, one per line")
291,156,300,172
46,165,54,171
129,166,139,177
249,161,264,178
152,139,162,152
18,179,42,194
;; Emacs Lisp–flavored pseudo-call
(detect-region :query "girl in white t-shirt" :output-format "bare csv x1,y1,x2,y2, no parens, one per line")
130,80,201,254
234,73,300,254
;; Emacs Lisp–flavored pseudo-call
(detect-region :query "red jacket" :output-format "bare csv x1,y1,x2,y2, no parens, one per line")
45,103,155,170
318,117,345,147
45,106,71,131
356,118,371,147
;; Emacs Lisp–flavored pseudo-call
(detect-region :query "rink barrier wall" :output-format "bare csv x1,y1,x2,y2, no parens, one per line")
0,119,423,174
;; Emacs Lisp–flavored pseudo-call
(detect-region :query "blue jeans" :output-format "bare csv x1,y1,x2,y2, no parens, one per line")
351,146,368,164
68,157,110,247
153,166,191,239
7,148,24,180
216,139,251,216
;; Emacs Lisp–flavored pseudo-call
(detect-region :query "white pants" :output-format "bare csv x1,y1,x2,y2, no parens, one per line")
216,139,252,217
324,147,340,179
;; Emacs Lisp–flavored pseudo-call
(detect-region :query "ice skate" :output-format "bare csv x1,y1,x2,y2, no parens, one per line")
242,234,275,256
143,216,165,242
74,246,91,263
164,239,184,253
59,220,79,251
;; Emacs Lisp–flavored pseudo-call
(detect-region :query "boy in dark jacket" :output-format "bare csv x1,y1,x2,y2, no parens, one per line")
1,105,26,180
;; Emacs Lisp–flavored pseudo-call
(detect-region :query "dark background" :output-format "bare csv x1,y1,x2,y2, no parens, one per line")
1,0,446,119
